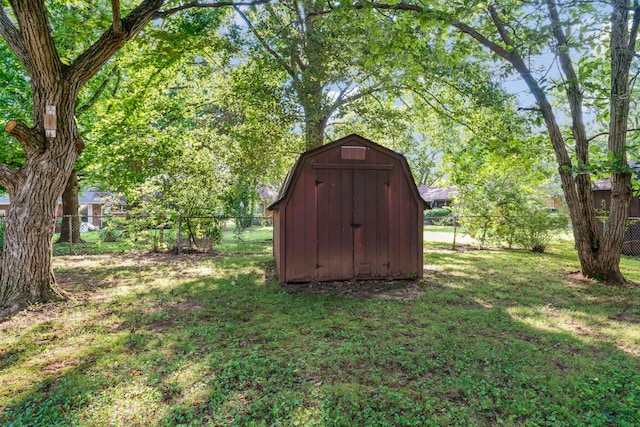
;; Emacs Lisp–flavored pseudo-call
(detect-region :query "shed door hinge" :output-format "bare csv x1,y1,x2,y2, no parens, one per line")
315,180,323,185
316,263,323,269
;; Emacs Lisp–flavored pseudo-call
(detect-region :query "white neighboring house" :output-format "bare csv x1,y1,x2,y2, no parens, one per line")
0,191,125,230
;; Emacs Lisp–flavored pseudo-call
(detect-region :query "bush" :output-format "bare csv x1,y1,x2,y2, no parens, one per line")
99,217,124,242
425,208,452,218
459,179,568,252
512,207,569,252
424,208,452,225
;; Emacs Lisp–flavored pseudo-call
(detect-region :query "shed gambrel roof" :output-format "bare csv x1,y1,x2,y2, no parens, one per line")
267,134,426,210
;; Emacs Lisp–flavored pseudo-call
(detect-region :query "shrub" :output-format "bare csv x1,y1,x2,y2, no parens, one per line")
424,208,452,225
459,178,568,252
99,217,124,242
512,206,569,252
425,208,452,218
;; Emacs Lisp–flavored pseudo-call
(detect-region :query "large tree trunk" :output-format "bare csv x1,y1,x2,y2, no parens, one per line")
0,0,168,315
0,87,80,314
304,112,328,150
300,84,329,150
586,0,637,283
56,169,84,244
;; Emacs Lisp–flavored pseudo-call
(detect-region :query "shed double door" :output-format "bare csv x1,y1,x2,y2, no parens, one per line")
315,166,390,280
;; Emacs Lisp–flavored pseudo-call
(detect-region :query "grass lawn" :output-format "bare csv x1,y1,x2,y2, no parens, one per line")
51,223,274,256
1,231,640,426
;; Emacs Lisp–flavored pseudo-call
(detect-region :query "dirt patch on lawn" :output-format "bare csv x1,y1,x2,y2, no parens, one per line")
282,279,430,301
423,244,481,253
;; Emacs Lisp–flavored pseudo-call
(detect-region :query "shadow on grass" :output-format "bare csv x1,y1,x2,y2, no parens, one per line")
1,246,639,425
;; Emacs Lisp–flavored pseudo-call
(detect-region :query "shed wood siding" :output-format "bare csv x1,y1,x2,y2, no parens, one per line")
593,190,640,218
269,134,425,283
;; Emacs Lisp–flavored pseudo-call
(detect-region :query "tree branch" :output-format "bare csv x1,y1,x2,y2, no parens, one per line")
629,0,640,50
356,2,423,13
156,0,272,18
77,67,118,114
454,5,574,172
0,4,33,74
452,21,513,61
330,84,382,113
585,128,640,143
112,0,122,34
265,3,306,72
518,106,543,112
8,0,63,83
233,5,298,79
403,86,486,139
5,119,44,158
546,0,589,162
488,5,518,49
69,0,165,87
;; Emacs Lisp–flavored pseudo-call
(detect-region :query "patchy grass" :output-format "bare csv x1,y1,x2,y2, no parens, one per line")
51,224,274,256
1,235,640,426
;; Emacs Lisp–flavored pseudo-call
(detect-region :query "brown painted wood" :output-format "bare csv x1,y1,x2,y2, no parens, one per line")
269,134,425,283
311,163,393,170
353,169,390,278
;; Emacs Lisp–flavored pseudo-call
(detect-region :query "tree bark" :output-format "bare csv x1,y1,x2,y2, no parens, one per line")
589,0,638,282
56,169,84,244
0,0,167,315
0,90,79,314
304,108,328,150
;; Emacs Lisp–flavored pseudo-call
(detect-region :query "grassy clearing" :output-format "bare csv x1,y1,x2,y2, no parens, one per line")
1,232,640,426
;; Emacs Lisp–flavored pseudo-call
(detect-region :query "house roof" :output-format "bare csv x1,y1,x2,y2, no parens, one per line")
592,161,639,191
418,186,457,202
0,190,119,205
257,185,278,201
268,134,426,210
592,178,612,191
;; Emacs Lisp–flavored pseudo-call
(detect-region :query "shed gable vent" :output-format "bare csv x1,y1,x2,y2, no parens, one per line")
341,146,366,160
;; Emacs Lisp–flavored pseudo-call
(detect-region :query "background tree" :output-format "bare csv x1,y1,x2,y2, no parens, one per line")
231,0,410,149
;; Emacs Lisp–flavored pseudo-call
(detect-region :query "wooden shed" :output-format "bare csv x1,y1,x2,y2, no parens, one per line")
268,134,426,283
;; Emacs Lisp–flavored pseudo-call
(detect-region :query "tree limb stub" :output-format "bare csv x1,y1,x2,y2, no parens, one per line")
5,119,44,157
